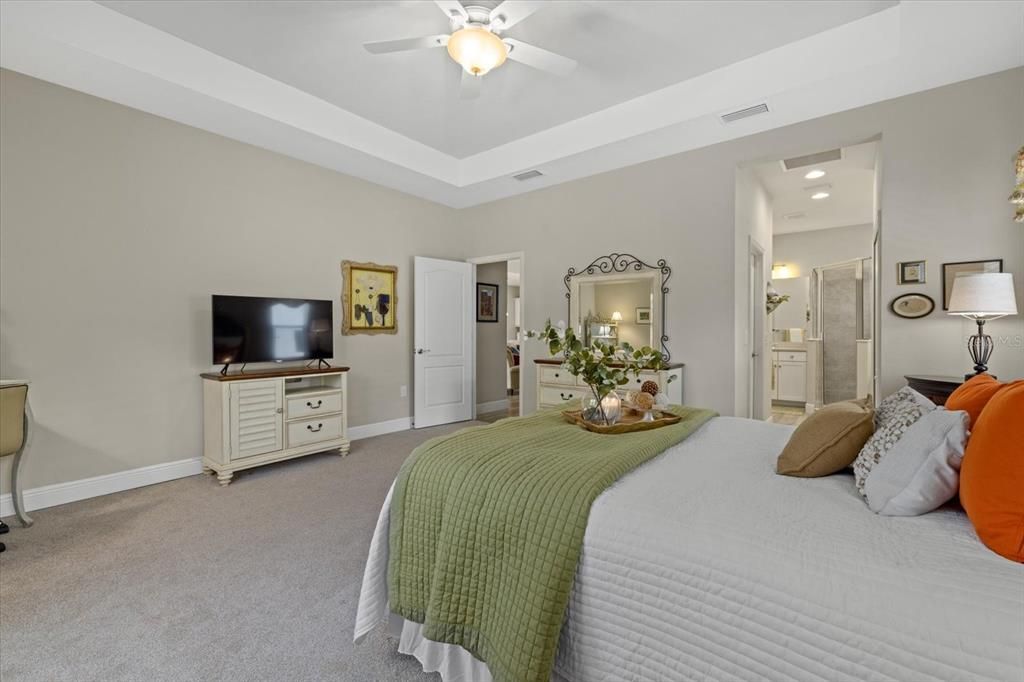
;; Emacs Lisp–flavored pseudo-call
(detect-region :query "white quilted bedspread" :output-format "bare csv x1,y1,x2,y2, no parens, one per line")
356,417,1024,682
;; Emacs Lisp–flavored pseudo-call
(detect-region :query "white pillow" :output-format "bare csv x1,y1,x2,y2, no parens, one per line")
854,387,935,496
864,408,969,516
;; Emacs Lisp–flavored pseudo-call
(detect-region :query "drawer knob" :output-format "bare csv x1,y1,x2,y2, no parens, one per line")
306,399,322,409
554,372,560,378
307,423,323,433
560,392,574,400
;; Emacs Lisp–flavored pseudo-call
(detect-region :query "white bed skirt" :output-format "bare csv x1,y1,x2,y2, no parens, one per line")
391,615,496,682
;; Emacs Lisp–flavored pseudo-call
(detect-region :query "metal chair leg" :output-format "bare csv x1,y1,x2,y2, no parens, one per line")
10,410,33,527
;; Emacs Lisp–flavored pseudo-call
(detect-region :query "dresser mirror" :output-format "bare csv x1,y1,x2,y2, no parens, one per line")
565,254,671,360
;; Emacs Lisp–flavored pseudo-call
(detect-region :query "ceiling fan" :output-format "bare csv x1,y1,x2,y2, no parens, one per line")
363,0,577,99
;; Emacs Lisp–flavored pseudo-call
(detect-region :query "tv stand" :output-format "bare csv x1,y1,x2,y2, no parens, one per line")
200,366,350,485
306,358,332,370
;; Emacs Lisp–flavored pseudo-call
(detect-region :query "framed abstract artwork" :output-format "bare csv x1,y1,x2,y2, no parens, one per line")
477,282,499,322
635,307,651,324
897,260,926,285
941,259,1003,310
341,260,397,335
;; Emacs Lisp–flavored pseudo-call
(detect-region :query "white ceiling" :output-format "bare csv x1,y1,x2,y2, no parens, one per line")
95,0,894,159
2,1,1022,208
754,141,877,235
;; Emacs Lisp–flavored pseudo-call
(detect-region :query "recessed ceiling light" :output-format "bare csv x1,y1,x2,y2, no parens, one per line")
811,191,830,200
804,169,826,179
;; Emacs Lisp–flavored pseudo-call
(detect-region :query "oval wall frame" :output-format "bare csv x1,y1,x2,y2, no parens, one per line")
890,293,935,319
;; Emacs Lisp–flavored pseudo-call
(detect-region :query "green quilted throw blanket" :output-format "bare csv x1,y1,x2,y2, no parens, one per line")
387,405,717,682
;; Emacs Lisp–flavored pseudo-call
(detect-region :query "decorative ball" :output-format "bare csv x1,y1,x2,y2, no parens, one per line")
641,380,660,396
634,392,655,410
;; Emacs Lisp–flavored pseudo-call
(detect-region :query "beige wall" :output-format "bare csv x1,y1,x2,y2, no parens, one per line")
773,224,874,281
475,261,507,407
2,67,1022,494
460,67,1024,416
506,283,520,343
0,70,465,489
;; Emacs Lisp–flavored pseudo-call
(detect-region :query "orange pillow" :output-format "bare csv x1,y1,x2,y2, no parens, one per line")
959,380,1024,562
946,373,1003,428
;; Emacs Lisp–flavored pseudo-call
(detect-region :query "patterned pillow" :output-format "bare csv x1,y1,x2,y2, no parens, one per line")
854,388,935,496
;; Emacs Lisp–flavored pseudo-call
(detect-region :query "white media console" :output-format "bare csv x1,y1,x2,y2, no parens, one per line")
200,366,350,485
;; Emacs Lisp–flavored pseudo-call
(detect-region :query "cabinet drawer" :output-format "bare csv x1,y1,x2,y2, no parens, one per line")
624,371,663,390
286,391,342,419
539,385,583,408
777,351,806,363
538,365,575,386
287,414,344,448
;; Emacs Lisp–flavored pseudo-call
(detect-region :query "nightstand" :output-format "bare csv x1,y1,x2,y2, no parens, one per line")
904,375,963,406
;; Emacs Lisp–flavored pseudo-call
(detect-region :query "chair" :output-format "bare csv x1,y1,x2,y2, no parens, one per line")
1,381,34,532
505,347,520,395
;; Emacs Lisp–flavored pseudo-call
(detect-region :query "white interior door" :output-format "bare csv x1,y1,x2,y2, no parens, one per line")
748,240,767,420
414,256,474,428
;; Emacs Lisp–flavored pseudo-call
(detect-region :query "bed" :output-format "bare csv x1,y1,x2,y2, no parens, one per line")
355,416,1024,682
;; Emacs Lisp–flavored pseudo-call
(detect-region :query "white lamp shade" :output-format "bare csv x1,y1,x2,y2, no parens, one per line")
611,311,623,321
947,273,1017,318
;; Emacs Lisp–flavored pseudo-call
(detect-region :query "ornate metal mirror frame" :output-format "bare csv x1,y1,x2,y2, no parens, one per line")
564,253,672,360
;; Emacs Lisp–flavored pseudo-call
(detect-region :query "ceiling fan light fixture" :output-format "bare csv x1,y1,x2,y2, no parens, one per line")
446,26,507,76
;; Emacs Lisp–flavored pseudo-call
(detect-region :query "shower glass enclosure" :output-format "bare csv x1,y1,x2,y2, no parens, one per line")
810,258,873,405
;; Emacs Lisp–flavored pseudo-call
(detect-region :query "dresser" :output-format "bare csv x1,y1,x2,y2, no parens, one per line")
534,359,684,410
904,375,963,406
201,366,350,485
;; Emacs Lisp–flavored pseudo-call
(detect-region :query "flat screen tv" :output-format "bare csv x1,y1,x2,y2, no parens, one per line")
212,295,333,369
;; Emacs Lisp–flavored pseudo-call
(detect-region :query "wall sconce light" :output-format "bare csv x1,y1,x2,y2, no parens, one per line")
772,264,796,279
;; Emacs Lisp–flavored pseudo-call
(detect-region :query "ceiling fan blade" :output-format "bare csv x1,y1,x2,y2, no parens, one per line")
503,38,577,76
363,34,449,54
434,0,468,24
489,1,546,31
460,71,482,100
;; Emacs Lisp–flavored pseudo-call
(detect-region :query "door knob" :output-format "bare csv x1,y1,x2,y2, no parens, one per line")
415,348,431,355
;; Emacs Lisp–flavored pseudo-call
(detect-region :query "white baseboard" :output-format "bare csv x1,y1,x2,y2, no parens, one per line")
348,416,412,441
476,399,509,414
0,456,203,518
0,416,413,518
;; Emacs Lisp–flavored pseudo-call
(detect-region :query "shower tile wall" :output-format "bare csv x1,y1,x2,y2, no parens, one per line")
822,267,858,404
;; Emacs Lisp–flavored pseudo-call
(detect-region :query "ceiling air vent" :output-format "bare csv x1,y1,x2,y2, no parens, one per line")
719,103,770,124
513,169,544,182
783,212,806,221
782,148,842,171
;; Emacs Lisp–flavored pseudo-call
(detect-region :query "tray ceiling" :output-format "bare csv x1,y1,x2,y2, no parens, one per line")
2,1,1022,208
97,0,895,159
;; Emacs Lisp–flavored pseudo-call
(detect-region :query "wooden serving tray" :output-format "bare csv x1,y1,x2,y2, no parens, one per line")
561,409,682,434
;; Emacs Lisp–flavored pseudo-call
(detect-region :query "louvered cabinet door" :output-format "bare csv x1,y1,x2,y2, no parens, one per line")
228,379,283,459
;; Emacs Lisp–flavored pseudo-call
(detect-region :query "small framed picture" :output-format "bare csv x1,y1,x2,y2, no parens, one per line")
476,282,499,322
941,259,1003,310
898,260,926,285
635,307,651,324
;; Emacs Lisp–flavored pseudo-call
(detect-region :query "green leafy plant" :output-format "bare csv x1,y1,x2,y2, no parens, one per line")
527,321,675,425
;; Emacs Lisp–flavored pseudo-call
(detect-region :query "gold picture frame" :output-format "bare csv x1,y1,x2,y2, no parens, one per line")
341,260,397,335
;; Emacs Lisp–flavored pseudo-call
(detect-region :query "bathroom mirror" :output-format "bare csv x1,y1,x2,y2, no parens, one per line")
771,276,810,339
564,254,671,360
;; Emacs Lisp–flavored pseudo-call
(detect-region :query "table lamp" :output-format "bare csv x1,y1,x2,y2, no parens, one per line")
947,273,1017,380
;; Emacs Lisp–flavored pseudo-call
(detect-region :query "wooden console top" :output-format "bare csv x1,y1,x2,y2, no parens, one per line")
534,358,685,369
200,366,350,381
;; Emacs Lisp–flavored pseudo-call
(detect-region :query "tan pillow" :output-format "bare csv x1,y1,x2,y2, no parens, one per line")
776,399,875,477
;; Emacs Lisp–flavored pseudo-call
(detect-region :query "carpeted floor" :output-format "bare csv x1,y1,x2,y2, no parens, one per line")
0,421,482,681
